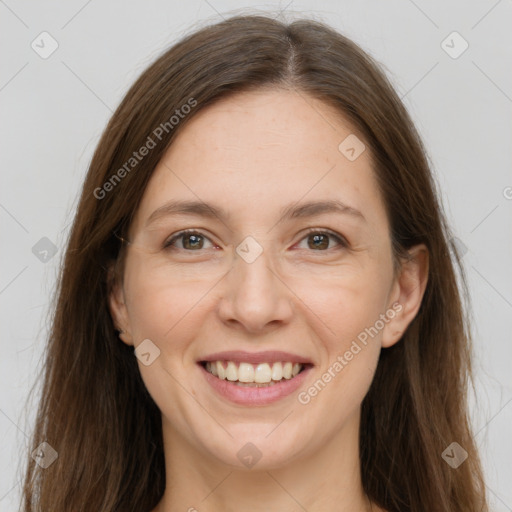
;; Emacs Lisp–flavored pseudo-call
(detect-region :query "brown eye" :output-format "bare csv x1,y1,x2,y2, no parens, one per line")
308,233,329,250
297,230,347,251
164,230,214,251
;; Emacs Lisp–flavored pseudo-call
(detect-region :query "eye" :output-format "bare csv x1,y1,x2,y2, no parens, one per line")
163,230,216,251
163,228,348,253
295,229,348,251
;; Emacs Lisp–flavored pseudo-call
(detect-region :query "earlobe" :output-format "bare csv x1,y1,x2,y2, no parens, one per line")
107,265,134,346
382,244,429,348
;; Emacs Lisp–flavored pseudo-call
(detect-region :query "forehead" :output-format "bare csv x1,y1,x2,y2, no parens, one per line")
132,88,388,233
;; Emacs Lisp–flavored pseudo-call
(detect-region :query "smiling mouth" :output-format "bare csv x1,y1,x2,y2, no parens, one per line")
200,360,310,387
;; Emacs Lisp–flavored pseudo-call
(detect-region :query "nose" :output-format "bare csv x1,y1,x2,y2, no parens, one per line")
216,243,294,334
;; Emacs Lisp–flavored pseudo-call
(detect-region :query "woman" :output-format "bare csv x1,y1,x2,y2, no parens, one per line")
21,14,488,512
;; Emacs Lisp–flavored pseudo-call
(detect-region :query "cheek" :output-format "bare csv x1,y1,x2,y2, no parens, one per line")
121,258,209,422
123,254,212,343
292,264,390,401
295,286,384,433
292,261,391,342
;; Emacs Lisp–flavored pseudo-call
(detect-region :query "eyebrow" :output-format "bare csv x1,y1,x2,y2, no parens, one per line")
145,198,366,227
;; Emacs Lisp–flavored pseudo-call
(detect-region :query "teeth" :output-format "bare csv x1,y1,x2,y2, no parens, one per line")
283,362,292,379
254,363,271,383
216,361,226,380
271,362,283,381
238,362,255,382
226,361,238,381
205,360,304,383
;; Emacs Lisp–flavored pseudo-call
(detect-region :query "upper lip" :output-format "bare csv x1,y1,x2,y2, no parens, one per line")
199,350,313,365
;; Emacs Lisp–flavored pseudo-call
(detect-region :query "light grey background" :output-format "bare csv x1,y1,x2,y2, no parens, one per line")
1,0,511,510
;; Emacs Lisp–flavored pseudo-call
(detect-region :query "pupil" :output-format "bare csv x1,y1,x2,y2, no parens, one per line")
181,233,330,250
309,234,328,250
185,234,202,249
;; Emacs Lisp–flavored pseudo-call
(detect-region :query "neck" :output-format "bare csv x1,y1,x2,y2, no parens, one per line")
153,412,376,512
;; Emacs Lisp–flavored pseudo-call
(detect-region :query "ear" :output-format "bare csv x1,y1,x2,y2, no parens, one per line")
382,244,429,348
107,263,134,346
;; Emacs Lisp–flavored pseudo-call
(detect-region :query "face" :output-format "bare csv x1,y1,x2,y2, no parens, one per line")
110,88,423,470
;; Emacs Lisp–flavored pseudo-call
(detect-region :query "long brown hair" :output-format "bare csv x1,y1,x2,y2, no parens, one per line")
21,14,487,512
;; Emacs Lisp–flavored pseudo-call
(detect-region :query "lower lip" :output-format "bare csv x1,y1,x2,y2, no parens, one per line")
199,363,312,406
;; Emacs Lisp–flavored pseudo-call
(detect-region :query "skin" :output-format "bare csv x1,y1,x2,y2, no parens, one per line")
109,88,428,512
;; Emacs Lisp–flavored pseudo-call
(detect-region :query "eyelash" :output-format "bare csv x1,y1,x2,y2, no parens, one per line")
163,228,348,253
